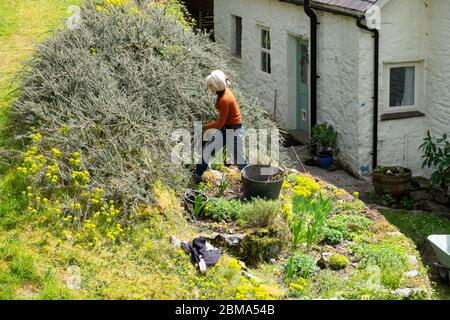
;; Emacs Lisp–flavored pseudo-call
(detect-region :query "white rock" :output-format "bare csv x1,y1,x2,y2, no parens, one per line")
65,265,81,290
391,288,412,298
405,270,419,278
408,255,419,267
210,170,223,180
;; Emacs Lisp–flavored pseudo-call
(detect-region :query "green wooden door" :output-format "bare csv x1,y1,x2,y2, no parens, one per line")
296,39,310,135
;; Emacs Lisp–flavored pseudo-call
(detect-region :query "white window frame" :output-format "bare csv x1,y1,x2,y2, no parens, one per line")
260,27,271,74
384,61,423,113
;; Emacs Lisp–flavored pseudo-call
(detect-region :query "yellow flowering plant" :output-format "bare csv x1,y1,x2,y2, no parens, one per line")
16,143,127,248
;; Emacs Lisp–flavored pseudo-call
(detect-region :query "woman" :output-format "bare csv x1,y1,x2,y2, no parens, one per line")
194,70,247,183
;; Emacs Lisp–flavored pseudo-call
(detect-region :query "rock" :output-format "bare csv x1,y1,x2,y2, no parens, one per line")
210,170,223,180
243,271,261,282
239,261,247,270
411,176,431,191
391,288,413,298
65,265,81,290
431,188,450,205
287,168,299,174
408,255,419,268
210,228,287,266
405,270,419,278
411,190,433,202
210,232,246,246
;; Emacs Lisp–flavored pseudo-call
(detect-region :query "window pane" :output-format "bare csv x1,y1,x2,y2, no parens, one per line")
261,29,270,49
389,66,415,107
261,30,266,48
235,16,242,57
261,52,271,73
261,52,267,72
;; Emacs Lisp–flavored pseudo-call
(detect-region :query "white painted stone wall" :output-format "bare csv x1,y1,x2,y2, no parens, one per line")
214,0,363,174
370,0,427,176
214,0,450,177
423,0,450,176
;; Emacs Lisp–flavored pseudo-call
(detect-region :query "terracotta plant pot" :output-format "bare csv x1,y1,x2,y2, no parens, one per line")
373,167,412,197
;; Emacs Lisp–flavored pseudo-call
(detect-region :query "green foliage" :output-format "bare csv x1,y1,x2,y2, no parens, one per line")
218,172,229,197
311,122,337,152
351,243,408,289
328,254,349,270
203,198,243,222
374,166,411,177
291,194,332,250
284,253,319,282
368,192,396,207
322,227,344,245
324,213,372,243
419,130,450,192
12,2,276,213
192,183,206,219
399,197,413,210
241,198,281,228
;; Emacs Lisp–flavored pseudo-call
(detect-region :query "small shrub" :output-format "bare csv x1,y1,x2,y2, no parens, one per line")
328,254,349,270
311,123,338,153
241,199,281,228
322,227,344,245
400,197,413,210
203,198,243,222
325,214,371,241
419,131,449,193
284,253,318,282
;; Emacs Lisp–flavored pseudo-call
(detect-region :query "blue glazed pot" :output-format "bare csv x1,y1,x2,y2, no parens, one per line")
318,153,333,169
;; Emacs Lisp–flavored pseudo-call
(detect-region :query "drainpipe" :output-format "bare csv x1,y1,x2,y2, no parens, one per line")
356,17,379,171
303,0,318,131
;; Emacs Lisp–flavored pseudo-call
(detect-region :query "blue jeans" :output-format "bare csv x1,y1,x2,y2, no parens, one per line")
195,125,248,177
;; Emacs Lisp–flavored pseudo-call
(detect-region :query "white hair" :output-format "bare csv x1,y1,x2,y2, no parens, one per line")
206,70,228,92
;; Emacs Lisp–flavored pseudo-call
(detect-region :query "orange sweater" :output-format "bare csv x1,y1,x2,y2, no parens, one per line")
203,89,242,130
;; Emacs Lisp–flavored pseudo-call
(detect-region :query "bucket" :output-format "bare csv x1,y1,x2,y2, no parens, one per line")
241,165,285,200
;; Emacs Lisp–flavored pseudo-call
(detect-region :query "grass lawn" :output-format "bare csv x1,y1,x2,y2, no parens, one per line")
0,0,80,106
381,209,450,300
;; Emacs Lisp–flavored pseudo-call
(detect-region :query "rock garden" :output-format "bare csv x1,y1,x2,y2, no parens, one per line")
0,0,436,300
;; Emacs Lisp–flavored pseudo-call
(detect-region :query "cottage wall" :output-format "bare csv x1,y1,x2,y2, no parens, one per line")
214,0,449,176
215,0,363,173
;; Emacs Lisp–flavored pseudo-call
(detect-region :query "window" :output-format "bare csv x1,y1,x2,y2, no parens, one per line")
261,28,271,74
385,62,422,111
232,15,242,57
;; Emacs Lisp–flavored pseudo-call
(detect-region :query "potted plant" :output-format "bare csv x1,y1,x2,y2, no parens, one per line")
311,123,338,169
373,166,412,197
419,131,450,205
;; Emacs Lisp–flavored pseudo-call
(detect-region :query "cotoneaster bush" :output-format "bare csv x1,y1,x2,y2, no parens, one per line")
12,1,278,214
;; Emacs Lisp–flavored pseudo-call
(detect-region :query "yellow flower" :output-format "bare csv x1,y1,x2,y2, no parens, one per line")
30,133,42,142
353,191,360,198
51,148,62,158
